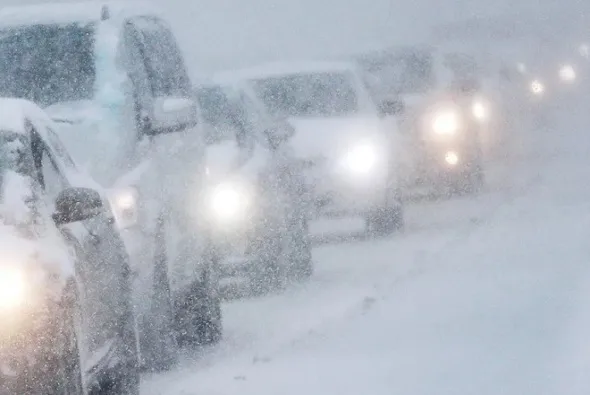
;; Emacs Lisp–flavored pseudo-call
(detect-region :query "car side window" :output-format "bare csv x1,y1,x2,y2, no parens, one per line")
131,16,191,97
45,127,76,170
227,95,255,150
31,129,68,208
123,23,152,100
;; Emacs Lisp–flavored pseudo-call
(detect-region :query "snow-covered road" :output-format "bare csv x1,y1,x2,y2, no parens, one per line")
142,101,590,395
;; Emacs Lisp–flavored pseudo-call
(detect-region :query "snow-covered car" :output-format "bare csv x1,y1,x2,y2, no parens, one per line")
356,47,486,194
195,82,312,292
0,98,139,394
0,2,221,371
217,61,406,234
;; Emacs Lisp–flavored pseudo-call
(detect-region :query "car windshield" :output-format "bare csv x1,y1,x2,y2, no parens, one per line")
196,85,245,144
361,50,435,96
0,23,95,107
251,71,358,117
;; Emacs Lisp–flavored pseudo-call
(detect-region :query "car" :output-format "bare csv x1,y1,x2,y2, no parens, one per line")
195,81,312,294
0,98,139,394
216,61,406,235
356,47,486,195
0,2,221,371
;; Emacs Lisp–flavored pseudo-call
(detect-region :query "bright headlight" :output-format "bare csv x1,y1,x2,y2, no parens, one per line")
432,110,460,135
530,80,545,95
209,182,251,222
0,267,27,311
471,100,489,121
109,186,139,229
559,64,576,82
343,143,377,174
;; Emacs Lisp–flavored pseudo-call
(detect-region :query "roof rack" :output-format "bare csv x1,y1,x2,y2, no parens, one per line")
101,4,110,20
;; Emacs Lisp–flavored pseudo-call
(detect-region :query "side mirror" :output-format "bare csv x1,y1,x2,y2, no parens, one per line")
378,99,405,116
147,97,198,136
52,187,103,225
263,123,294,151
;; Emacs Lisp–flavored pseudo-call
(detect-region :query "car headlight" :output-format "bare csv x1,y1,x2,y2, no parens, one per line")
530,80,545,95
471,99,489,121
559,64,576,82
343,143,378,174
109,186,139,229
208,182,252,223
0,266,27,311
432,110,460,135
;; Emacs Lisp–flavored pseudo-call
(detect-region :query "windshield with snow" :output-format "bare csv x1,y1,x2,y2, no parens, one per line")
370,51,435,95
252,72,359,117
0,23,95,107
196,85,250,146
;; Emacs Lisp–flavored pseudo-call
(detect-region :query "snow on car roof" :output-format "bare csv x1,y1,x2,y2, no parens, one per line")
0,1,162,28
214,61,360,84
0,98,56,136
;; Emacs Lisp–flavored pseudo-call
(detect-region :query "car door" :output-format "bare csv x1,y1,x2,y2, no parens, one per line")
32,121,131,368
128,16,207,295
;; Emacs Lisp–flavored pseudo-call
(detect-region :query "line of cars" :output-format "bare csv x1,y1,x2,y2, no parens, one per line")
0,1,557,393
0,2,408,393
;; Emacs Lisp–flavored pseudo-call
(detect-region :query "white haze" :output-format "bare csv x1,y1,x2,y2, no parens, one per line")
3,0,589,73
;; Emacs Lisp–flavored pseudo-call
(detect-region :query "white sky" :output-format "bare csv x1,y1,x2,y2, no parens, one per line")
5,0,590,73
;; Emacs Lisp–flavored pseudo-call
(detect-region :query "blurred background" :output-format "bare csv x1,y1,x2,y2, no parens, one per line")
4,0,590,73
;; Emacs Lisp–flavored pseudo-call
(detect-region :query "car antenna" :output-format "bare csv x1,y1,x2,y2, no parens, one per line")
101,5,110,21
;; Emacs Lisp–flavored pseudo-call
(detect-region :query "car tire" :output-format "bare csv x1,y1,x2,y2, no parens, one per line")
249,229,284,295
289,215,313,281
175,240,223,347
138,215,179,372
366,198,405,236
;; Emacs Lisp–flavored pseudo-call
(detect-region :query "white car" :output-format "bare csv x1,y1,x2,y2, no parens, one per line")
0,2,221,371
216,61,405,234
195,81,312,293
356,48,487,194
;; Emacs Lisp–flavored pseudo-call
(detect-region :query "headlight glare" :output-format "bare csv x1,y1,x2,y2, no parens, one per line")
432,110,460,135
109,186,139,229
0,267,27,311
208,182,251,223
559,64,576,82
471,100,488,121
530,80,545,95
343,143,377,174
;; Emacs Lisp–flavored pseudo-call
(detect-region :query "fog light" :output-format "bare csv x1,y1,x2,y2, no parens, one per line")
445,151,459,166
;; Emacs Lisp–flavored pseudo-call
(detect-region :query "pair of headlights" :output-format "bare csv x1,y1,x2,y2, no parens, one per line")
429,100,489,136
529,64,577,96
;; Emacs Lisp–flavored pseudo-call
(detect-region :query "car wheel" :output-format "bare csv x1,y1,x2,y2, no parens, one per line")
139,215,179,372
175,241,223,347
288,215,313,281
249,229,284,295
97,241,141,395
366,202,405,236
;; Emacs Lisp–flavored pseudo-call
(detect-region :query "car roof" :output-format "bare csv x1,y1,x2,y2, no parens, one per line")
213,61,360,84
0,1,163,29
0,98,53,134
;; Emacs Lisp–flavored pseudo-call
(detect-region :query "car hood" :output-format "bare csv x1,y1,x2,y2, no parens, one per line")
204,141,268,183
286,116,390,161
